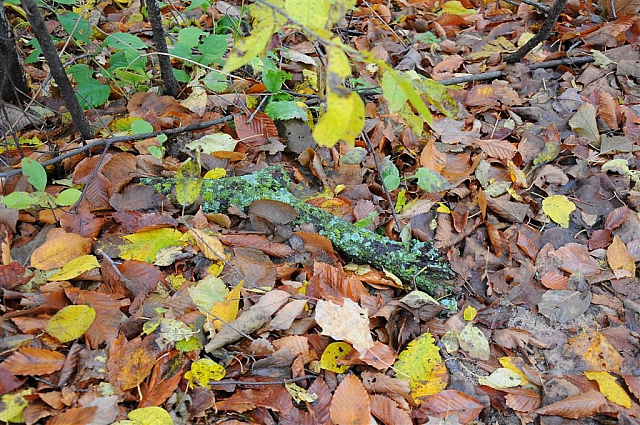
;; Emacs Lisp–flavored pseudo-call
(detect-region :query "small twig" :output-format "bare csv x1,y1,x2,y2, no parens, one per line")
208,375,316,386
361,132,402,234
515,0,551,13
246,94,270,124
505,0,569,64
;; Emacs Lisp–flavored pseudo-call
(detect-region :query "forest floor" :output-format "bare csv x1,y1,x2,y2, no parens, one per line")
1,0,640,424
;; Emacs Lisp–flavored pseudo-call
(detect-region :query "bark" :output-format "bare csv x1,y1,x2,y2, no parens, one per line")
0,6,29,101
143,166,453,296
144,0,178,97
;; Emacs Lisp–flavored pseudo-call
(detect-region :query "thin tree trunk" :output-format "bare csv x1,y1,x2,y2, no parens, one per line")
21,0,93,140
145,0,178,97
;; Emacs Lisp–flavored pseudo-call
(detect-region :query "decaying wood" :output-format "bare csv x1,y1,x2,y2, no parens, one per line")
143,166,453,296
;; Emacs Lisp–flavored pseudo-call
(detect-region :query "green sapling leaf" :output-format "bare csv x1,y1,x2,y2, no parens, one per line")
56,188,82,206
410,167,451,193
22,158,47,191
380,157,401,191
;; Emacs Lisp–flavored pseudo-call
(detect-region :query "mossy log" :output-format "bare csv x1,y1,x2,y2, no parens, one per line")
143,166,452,296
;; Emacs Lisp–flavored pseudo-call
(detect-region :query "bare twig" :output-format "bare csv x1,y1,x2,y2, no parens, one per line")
0,115,235,180
208,375,316,386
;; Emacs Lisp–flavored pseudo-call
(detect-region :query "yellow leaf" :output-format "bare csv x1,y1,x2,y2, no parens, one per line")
285,382,318,403
459,323,490,361
175,159,202,207
542,195,576,228
327,42,352,79
203,168,227,179
49,255,100,281
285,0,331,35
185,358,226,389
441,0,476,15
499,357,529,385
224,23,275,72
320,342,353,373
394,332,448,402
208,282,242,331
189,229,225,261
508,160,527,187
478,368,522,389
0,389,33,423
585,371,632,409
46,305,96,343
463,306,477,321
127,406,173,425
313,88,364,147
120,228,187,263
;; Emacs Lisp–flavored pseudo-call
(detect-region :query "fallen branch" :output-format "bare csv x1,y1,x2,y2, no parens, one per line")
142,166,453,296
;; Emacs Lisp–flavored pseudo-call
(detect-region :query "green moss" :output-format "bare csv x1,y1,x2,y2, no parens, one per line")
141,166,452,295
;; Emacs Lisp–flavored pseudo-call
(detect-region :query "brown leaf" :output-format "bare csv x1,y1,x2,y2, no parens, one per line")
60,211,105,239
46,406,97,425
504,387,541,412
554,243,600,276
599,92,620,130
307,377,332,424
330,374,371,425
234,112,278,144
420,139,447,173
536,390,607,419
2,346,66,375
414,390,484,424
218,234,295,258
361,371,411,397
65,288,126,348
112,211,177,233
0,366,26,395
473,138,517,160
604,206,629,231
622,375,640,400
112,338,159,391
0,261,31,290
370,394,412,425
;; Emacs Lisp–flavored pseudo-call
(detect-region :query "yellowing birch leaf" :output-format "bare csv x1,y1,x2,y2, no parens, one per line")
49,255,100,281
46,305,96,343
208,282,242,331
394,332,448,401
478,368,522,389
463,306,477,321
607,235,635,278
585,371,632,408
120,228,186,263
175,159,202,207
313,88,364,147
315,299,374,353
0,389,33,423
185,358,226,388
320,342,353,373
127,407,173,425
542,195,576,228
189,229,224,261
459,323,490,361
224,23,275,72
285,0,331,35
499,357,529,385
441,0,476,14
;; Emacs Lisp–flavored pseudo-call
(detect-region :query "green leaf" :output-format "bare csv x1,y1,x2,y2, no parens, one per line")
175,159,202,206
25,38,42,64
173,68,190,83
58,12,90,44
198,34,228,65
188,275,228,312
1,192,37,210
410,168,451,193
169,43,194,61
178,27,207,48
184,0,211,12
418,77,458,118
262,58,292,93
22,157,47,191
381,71,408,112
203,71,228,92
104,32,148,52
380,157,400,191
264,101,307,121
56,188,82,206
67,64,93,83
76,78,110,109
130,119,154,134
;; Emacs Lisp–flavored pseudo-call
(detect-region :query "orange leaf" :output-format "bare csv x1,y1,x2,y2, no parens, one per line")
607,235,635,278
330,375,371,425
370,394,412,425
536,390,607,419
31,231,92,270
116,343,157,390
2,347,65,376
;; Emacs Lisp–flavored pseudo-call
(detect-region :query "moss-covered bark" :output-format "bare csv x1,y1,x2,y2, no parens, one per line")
142,166,452,295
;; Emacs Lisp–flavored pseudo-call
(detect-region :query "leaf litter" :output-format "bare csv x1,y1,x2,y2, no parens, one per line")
1,0,640,423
